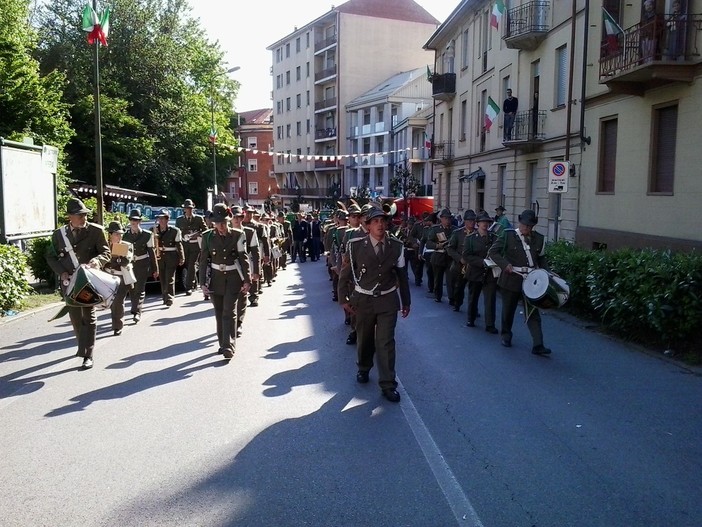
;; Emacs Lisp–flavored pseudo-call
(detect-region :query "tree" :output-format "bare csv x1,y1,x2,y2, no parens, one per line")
34,0,239,205
390,161,421,219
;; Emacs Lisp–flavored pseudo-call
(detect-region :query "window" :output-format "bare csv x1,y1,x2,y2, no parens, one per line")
460,99,467,141
296,121,301,136
277,126,283,140
306,119,311,133
555,45,568,107
247,136,258,149
458,173,465,210
286,97,291,111
296,94,301,108
461,28,469,69
285,43,290,58
598,118,617,193
248,159,258,172
276,100,282,114
306,62,310,77
286,124,291,138
526,161,538,209
650,104,677,194
497,164,507,206
285,71,290,85
296,37,300,53
296,66,301,81
306,32,310,48
306,90,310,106
248,181,258,196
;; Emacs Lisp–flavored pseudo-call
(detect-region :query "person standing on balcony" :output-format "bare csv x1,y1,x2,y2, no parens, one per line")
641,0,659,63
502,89,518,140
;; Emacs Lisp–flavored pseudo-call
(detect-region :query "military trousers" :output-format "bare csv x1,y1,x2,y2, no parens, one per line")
467,279,497,327
354,296,399,391
68,306,97,358
159,254,178,303
183,242,200,291
447,262,464,305
129,261,151,315
111,281,131,332
210,275,242,353
433,263,449,301
499,288,543,347
236,290,247,328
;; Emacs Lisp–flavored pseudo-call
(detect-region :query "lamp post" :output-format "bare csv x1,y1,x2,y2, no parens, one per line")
210,66,240,202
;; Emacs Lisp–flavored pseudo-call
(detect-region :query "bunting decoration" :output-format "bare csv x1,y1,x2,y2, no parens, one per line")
81,5,111,46
484,97,500,131
491,0,505,29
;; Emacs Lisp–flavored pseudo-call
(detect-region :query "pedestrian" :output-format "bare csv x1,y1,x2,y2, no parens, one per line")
488,209,552,355
122,209,159,323
175,199,207,296
153,209,184,307
447,209,476,311
291,212,310,263
502,89,518,140
310,213,323,261
338,207,411,402
426,208,455,303
276,211,292,270
243,205,268,307
462,211,498,332
103,222,135,336
45,198,111,369
199,203,251,359
231,205,260,337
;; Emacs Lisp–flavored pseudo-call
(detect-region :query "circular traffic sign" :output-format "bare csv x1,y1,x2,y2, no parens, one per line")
552,162,566,177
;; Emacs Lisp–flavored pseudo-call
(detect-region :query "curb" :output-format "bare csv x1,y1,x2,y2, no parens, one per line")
0,302,64,326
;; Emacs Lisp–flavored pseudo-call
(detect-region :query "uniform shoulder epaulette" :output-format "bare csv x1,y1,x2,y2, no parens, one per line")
349,236,365,244
88,222,105,231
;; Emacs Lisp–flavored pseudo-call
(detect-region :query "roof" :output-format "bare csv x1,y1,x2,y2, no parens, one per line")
239,108,273,125
347,68,427,108
336,0,439,25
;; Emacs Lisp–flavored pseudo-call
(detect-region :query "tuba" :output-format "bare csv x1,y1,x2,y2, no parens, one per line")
382,200,398,217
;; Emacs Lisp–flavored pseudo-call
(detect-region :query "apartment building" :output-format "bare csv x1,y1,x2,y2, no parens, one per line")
346,67,433,199
425,0,701,249
266,0,439,209
222,108,274,208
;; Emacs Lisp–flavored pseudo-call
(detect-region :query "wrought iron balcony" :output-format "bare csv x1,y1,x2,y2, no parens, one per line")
315,34,337,53
599,14,702,92
503,1,550,50
314,158,339,169
431,141,454,164
502,110,546,147
315,127,337,140
315,97,337,111
430,73,456,101
315,65,337,82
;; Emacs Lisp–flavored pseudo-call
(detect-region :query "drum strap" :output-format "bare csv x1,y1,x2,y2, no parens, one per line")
60,226,81,271
516,232,535,268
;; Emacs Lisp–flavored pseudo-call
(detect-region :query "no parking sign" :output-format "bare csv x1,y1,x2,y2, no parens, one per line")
548,161,569,193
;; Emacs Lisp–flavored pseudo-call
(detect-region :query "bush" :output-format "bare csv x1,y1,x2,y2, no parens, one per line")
0,244,32,313
546,240,597,317
26,237,57,288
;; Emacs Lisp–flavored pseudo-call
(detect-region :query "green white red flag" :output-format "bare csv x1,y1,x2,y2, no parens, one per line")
81,5,110,46
209,128,218,143
484,97,500,131
602,8,623,54
491,0,505,29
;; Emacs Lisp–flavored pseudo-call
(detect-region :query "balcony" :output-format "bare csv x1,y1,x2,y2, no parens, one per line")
432,141,454,164
314,158,339,170
408,147,430,162
349,154,386,167
431,73,456,102
315,34,337,53
315,97,337,111
315,65,337,82
599,14,702,93
503,1,550,51
280,187,330,198
502,110,547,148
315,127,337,140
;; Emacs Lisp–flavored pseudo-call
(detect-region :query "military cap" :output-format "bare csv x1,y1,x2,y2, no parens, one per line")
107,221,124,234
438,208,452,218
67,198,90,215
182,198,195,208
211,203,232,223
518,209,538,226
495,205,506,212
360,203,375,215
475,211,493,223
230,205,245,217
365,207,387,222
127,209,143,221
156,209,171,218
347,203,362,215
336,210,349,221
463,209,477,221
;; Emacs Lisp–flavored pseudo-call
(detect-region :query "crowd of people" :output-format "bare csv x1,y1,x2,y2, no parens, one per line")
46,197,553,403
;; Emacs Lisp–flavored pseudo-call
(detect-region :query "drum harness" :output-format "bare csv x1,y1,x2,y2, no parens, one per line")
349,239,397,298
513,231,536,276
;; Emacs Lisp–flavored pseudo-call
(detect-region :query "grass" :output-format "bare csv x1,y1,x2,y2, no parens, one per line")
17,284,62,313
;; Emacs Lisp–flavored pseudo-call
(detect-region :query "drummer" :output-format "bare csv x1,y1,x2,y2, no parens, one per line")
488,209,552,355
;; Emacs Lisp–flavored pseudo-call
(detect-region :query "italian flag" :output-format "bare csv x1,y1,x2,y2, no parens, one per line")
602,8,623,54
484,97,500,131
209,128,217,143
81,5,110,46
491,0,505,29
424,132,432,150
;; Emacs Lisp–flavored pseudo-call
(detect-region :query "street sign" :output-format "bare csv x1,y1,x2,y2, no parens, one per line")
548,161,569,193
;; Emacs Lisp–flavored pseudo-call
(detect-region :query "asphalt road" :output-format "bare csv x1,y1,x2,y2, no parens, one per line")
1,260,701,527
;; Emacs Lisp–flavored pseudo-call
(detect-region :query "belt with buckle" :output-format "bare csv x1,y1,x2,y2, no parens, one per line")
354,285,397,297
134,253,149,261
210,263,238,272
162,247,177,252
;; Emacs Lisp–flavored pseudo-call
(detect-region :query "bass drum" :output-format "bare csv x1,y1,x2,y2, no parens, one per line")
522,269,570,309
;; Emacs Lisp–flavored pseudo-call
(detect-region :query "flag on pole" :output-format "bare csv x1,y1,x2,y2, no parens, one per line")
602,8,624,54
81,5,110,46
484,97,500,131
426,65,433,81
424,132,432,151
209,128,218,143
491,0,505,29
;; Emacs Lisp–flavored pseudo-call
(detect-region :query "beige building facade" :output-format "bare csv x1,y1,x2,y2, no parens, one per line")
267,0,439,209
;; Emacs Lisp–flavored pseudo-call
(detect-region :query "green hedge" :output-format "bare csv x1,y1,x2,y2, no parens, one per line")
546,241,702,356
26,237,56,288
0,244,32,313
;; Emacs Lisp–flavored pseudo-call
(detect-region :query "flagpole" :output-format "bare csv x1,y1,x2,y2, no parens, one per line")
92,0,104,224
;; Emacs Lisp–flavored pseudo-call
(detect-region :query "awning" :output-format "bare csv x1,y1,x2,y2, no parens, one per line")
458,167,485,181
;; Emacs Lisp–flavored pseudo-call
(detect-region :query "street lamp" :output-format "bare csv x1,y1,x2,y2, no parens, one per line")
211,66,240,202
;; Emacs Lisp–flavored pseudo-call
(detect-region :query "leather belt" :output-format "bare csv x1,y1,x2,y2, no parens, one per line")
105,268,123,275
434,249,445,253
134,253,149,261
162,247,177,252
513,266,534,273
354,285,397,296
188,239,200,243
211,263,238,272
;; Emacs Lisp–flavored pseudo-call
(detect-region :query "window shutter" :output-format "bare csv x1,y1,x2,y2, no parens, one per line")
652,106,677,193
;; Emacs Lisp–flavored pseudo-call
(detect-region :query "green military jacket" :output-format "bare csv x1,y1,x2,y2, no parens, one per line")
122,228,158,273
488,229,547,292
46,222,111,280
175,214,207,243
199,227,251,294
154,225,185,263
462,230,497,282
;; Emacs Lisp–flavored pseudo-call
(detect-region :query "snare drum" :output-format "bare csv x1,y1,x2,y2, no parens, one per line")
522,269,570,309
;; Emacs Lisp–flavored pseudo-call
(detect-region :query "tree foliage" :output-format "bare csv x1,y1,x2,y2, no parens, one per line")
34,0,240,205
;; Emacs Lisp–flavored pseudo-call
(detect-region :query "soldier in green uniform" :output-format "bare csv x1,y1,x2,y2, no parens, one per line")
231,205,260,338
153,209,185,307
330,210,349,302
338,207,411,403
243,205,268,307
123,208,158,323
425,208,455,303
276,211,292,270
446,210,476,311
339,203,364,343
103,222,135,336
199,204,251,359
462,211,498,332
175,199,207,296
419,212,436,293
488,209,551,355
45,198,111,369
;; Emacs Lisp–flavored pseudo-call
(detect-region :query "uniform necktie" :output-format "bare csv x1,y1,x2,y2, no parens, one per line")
376,241,384,258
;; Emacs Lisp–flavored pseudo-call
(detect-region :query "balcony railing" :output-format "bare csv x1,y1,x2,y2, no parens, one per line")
503,1,550,50
599,14,702,87
315,34,337,52
315,97,337,110
280,187,330,198
432,141,454,163
349,154,386,167
315,65,337,82
315,127,337,139
431,73,456,101
314,159,339,169
503,109,547,146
